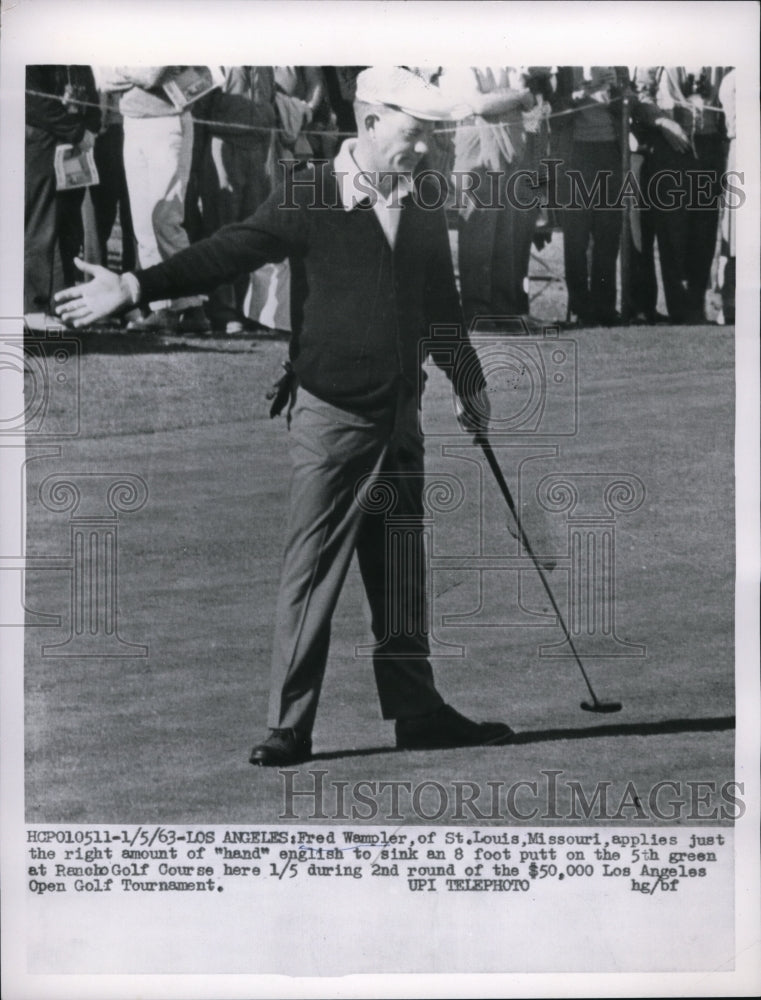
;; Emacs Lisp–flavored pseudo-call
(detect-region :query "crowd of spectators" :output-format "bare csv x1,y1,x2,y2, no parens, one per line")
24,64,737,333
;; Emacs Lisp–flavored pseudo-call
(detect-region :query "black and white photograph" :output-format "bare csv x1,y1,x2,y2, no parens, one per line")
1,1,759,996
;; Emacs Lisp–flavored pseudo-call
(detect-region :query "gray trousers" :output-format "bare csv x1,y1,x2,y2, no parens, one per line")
267,386,444,733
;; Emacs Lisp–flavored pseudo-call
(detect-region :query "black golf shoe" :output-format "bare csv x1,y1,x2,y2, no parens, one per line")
249,728,312,766
395,704,514,750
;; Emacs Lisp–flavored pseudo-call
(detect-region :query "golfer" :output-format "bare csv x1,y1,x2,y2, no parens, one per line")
55,66,514,766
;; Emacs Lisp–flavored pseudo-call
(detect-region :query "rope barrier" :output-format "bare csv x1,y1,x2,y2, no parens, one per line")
26,86,726,143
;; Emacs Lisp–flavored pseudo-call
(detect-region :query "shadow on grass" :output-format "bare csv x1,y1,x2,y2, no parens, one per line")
32,326,290,357
311,715,735,761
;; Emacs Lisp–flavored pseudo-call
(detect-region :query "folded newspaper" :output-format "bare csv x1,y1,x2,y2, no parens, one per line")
162,66,220,110
54,144,99,191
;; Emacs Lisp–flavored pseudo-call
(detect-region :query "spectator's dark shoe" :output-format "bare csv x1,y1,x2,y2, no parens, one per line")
564,313,595,330
127,308,177,333
669,309,707,326
685,310,709,325
395,704,514,750
176,306,212,335
647,310,670,325
595,312,621,327
631,309,670,325
249,729,312,767
209,309,245,335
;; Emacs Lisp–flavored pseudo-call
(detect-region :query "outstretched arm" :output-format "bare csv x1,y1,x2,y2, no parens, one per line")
440,66,534,118
55,181,309,327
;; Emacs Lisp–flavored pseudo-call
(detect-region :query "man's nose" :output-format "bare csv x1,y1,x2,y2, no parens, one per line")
414,137,429,156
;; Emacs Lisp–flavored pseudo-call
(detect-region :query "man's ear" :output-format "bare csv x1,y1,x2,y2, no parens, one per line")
362,111,380,134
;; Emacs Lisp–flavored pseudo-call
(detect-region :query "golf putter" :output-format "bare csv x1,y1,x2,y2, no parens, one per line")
476,433,622,714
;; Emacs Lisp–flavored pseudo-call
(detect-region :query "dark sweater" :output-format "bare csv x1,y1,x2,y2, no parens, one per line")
135,161,484,413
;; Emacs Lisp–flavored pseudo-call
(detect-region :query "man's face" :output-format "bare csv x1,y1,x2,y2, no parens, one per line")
366,108,434,175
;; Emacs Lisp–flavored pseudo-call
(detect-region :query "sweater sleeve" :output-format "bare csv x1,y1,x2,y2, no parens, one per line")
134,182,308,304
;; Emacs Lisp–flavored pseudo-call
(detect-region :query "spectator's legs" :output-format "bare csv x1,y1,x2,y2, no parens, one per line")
459,166,538,326
629,152,659,322
562,203,593,322
563,141,622,325
648,139,691,323
229,145,265,317
117,177,137,274
24,125,58,315
685,135,723,321
653,202,690,322
719,253,735,324
587,143,622,323
122,112,203,312
718,134,736,325
590,206,623,322
493,170,538,319
196,136,251,329
55,187,86,288
458,169,501,327
90,122,136,270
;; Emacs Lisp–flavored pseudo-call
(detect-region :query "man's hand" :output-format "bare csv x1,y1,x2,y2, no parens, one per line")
455,387,491,436
77,129,97,154
54,258,133,327
656,117,691,154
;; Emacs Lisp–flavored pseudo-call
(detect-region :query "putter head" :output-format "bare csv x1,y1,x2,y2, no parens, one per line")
580,700,622,714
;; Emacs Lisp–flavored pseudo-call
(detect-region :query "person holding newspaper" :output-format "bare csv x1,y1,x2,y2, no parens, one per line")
24,65,100,326
55,66,514,767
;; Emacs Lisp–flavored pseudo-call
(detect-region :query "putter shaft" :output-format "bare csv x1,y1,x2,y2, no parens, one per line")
476,434,612,710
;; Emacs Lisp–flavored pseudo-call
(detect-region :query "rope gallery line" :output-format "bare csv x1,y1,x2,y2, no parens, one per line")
25,87,726,143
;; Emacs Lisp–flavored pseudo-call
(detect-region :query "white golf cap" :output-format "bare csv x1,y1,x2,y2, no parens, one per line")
355,66,460,121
